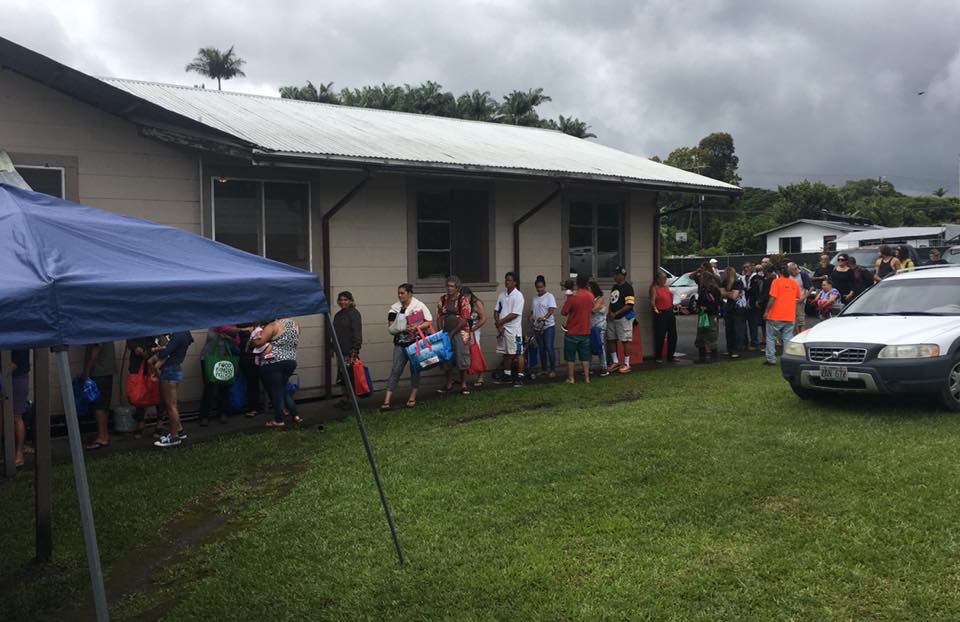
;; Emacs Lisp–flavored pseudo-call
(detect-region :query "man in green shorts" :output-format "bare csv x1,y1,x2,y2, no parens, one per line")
561,274,594,384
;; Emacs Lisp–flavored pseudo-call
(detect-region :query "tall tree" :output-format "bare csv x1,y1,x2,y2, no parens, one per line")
697,132,740,184
556,115,596,139
402,81,457,117
185,46,246,90
771,181,845,223
500,88,551,125
456,90,499,121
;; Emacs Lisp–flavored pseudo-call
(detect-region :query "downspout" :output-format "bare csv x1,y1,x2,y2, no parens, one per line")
322,171,372,398
652,192,662,279
513,183,562,282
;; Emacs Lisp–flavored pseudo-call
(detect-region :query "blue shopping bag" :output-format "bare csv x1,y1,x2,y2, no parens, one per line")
589,325,605,356
227,374,246,411
405,328,452,371
73,377,100,414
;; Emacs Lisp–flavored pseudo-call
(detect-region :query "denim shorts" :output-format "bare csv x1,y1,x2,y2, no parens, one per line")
159,363,183,383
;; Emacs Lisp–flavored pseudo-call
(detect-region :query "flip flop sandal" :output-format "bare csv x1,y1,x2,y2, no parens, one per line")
436,386,453,394
473,381,484,388
405,400,417,408
265,420,285,428
380,404,392,411
291,416,303,424
85,441,111,450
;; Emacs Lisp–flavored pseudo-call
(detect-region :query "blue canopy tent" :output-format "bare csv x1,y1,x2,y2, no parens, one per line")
0,183,402,620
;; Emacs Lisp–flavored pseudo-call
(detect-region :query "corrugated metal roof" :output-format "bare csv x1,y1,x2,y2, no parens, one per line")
101,78,739,193
837,225,960,243
755,219,877,237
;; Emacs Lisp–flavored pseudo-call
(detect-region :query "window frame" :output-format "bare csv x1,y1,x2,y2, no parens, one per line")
823,235,837,253
562,190,629,283
8,153,78,201
779,236,802,254
210,176,313,272
14,165,66,199
406,178,496,291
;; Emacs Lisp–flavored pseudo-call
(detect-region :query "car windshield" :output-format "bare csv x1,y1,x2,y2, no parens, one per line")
670,274,696,287
841,277,960,316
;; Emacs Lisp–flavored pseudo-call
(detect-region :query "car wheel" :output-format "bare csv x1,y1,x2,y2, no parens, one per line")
790,382,813,400
941,356,960,411
688,297,698,314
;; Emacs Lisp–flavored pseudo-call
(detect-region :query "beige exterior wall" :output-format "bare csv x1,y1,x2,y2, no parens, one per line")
1,66,658,409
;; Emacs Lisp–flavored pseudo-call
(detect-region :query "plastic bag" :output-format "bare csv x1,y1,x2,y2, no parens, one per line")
126,363,159,407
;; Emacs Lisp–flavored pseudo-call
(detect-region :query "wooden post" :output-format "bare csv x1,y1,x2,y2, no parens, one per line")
2,350,14,477
34,347,52,562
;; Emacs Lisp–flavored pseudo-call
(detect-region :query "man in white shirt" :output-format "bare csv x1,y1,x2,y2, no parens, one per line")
495,271,526,386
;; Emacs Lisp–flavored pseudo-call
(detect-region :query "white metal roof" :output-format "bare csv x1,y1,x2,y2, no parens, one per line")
837,225,960,244
102,78,739,193
755,219,876,237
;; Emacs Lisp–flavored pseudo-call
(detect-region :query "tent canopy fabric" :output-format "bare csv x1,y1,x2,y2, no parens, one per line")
0,183,328,349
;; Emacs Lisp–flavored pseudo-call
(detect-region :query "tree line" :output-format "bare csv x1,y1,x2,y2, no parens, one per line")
278,81,597,138
656,133,960,257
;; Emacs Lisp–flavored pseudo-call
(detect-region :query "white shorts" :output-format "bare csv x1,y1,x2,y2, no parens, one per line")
496,328,523,355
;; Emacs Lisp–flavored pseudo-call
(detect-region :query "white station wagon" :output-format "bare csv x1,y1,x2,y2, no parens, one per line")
780,266,960,410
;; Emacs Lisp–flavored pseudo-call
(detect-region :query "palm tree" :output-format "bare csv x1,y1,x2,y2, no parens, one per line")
279,81,340,104
933,187,947,197
499,88,551,125
185,46,246,90
456,90,499,121
557,115,597,139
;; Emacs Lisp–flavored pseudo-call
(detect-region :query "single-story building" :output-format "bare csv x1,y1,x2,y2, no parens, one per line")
0,36,739,409
835,225,960,250
757,219,877,254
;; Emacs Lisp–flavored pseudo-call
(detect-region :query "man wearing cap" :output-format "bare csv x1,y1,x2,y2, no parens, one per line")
709,258,721,277
606,265,635,374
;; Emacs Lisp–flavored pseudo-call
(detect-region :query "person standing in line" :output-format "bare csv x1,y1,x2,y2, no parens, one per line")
787,262,810,334
461,287,487,388
1,350,30,466
721,267,745,359
763,264,801,365
709,258,721,277
896,245,915,272
925,248,948,266
694,263,722,364
333,291,363,409
744,262,763,350
382,283,434,409
812,253,833,287
605,265,635,374
83,342,116,450
874,245,900,282
152,331,194,447
649,271,677,363
846,256,872,299
561,274,594,384
252,318,301,428
589,281,610,376
495,272,526,387
437,275,472,395
198,326,240,426
830,253,854,304
237,325,265,418
530,276,558,378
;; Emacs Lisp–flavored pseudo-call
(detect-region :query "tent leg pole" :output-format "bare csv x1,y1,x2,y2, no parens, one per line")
34,347,52,563
325,314,405,566
54,348,109,621
2,351,14,478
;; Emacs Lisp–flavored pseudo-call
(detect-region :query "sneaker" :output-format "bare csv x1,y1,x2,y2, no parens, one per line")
654,359,663,364
176,428,187,440
154,433,181,448
763,360,777,366
598,369,611,377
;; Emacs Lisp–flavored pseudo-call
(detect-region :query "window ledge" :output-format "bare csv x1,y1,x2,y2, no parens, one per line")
413,281,499,294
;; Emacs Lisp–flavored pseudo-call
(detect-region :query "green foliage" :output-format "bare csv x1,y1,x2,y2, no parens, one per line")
185,46,246,90
278,80,339,103
456,89,499,121
771,180,845,223
717,211,774,254
499,87,552,125
697,132,741,185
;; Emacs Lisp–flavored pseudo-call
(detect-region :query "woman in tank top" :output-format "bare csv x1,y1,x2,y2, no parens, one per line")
874,245,900,283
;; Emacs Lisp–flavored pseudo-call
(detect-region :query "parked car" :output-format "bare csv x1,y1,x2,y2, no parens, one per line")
659,266,676,280
943,246,960,265
668,273,698,313
780,265,960,409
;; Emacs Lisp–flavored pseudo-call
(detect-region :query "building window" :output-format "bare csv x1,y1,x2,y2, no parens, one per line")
779,236,802,253
415,187,489,283
15,166,65,198
213,179,310,270
569,200,623,278
823,235,837,252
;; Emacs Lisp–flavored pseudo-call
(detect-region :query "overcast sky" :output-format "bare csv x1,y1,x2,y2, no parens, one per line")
4,0,960,195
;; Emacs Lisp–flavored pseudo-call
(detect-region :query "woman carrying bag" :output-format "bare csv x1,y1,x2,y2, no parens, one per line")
333,291,364,409
382,283,433,410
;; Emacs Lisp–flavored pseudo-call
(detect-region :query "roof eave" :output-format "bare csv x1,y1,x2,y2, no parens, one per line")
251,150,743,197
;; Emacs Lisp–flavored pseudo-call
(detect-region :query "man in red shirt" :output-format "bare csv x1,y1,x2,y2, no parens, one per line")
561,274,595,384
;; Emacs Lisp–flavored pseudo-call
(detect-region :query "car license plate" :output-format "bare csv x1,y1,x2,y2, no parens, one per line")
819,366,848,382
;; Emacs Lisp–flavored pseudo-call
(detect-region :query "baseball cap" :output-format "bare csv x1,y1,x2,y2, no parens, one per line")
613,265,627,275
709,258,718,264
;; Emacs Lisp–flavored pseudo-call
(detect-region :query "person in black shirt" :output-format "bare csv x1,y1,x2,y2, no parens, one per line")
812,253,833,287
847,256,871,298
606,265,636,373
830,253,855,302
694,263,721,363
925,249,948,266
757,263,776,346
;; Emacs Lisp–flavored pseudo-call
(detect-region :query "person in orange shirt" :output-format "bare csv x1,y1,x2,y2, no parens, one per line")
763,264,801,365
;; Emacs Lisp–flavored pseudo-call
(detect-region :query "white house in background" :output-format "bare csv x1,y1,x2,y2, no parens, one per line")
835,225,960,250
757,219,877,254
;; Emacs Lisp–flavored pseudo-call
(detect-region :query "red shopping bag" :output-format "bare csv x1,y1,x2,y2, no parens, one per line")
467,334,486,375
351,358,372,397
127,362,160,407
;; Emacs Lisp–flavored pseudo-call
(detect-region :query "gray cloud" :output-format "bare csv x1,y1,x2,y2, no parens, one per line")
3,0,959,194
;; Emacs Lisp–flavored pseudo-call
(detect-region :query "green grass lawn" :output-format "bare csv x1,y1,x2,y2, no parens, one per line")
4,360,960,621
